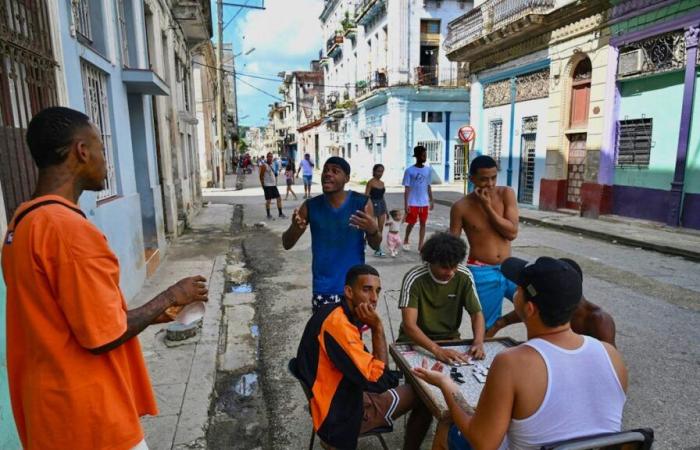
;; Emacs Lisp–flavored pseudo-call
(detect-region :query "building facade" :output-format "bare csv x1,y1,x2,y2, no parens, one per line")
193,41,218,187
318,0,472,184
604,0,700,229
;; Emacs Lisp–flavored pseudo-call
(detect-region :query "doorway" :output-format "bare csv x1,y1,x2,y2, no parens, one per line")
566,133,587,209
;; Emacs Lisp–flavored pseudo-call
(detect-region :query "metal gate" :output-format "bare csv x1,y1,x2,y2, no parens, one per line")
0,0,57,220
453,144,466,181
566,133,587,208
518,134,536,204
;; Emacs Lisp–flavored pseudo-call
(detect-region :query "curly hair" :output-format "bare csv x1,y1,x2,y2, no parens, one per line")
420,232,468,267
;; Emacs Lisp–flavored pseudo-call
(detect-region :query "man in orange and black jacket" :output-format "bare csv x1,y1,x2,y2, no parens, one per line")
295,264,416,449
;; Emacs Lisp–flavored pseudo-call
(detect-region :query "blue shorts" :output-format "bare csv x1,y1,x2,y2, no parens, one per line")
448,425,472,450
469,264,516,329
303,175,312,186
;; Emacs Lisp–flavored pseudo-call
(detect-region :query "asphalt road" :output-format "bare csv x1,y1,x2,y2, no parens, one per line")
204,174,700,450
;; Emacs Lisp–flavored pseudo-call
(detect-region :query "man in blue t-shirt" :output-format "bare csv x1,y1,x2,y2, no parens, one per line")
282,157,383,312
402,145,433,252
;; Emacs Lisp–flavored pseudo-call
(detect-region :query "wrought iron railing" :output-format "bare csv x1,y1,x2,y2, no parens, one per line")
413,66,469,87
355,0,378,21
72,0,92,41
445,0,554,53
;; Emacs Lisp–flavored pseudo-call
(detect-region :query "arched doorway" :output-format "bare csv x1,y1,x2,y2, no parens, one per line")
566,57,592,208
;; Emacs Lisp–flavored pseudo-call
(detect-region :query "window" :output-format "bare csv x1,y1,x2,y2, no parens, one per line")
73,0,92,42
617,118,652,167
117,0,131,67
421,112,443,123
81,61,117,199
417,140,442,164
488,119,503,167
421,20,441,34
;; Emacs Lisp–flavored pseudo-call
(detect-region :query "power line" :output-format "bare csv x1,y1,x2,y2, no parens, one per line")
223,0,250,30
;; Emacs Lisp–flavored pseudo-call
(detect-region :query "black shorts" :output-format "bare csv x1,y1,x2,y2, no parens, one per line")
263,186,280,200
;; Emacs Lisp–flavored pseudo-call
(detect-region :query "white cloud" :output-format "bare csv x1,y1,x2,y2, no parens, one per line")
224,0,324,126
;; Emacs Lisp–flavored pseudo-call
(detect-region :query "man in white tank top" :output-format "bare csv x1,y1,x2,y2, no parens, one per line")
414,256,628,450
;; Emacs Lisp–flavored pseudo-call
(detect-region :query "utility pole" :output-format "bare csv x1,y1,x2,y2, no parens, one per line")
216,0,225,189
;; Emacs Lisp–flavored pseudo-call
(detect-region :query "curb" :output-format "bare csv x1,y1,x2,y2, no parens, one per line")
433,198,700,262
520,216,700,262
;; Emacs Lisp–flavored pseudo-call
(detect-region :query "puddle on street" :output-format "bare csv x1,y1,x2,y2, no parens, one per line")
229,283,253,293
233,372,258,397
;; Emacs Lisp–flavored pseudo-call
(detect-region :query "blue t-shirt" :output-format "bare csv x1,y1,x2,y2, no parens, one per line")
402,165,431,207
307,191,368,296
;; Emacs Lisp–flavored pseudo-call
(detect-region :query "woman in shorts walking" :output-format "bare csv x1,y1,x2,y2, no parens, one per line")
365,164,387,257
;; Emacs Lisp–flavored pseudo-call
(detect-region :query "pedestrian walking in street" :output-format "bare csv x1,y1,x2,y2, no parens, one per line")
297,153,315,198
293,264,417,450
486,257,617,346
385,209,404,257
365,163,387,257
282,156,382,312
284,162,298,200
1,107,209,450
449,155,519,330
414,257,627,450
402,145,433,252
272,155,281,178
260,151,286,220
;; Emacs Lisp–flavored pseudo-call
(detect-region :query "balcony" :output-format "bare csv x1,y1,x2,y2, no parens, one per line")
356,70,388,98
355,0,387,27
326,33,344,58
445,0,554,60
172,0,213,46
413,66,469,88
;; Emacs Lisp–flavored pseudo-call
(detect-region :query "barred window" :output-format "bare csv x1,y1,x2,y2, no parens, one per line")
417,140,442,164
81,61,118,199
488,119,503,167
73,0,92,42
617,118,652,167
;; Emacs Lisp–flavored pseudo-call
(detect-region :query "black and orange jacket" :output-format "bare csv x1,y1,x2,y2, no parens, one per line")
295,300,399,449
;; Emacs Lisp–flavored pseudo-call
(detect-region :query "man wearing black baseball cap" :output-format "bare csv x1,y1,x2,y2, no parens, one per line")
414,256,628,450
282,157,382,312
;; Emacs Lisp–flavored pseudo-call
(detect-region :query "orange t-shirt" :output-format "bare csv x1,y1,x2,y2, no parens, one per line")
2,195,158,450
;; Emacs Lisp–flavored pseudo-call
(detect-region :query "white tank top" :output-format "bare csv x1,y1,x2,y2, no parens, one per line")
503,336,626,450
262,162,277,186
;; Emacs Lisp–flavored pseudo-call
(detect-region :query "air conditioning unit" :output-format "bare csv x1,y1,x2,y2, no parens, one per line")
618,49,644,77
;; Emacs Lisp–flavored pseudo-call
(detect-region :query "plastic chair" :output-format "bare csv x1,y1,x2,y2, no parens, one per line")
288,358,391,450
540,428,654,450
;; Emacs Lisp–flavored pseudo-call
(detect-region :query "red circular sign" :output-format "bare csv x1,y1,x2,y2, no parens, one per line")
458,125,475,143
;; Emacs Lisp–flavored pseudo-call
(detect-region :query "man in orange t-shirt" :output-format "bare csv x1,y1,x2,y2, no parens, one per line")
2,107,209,450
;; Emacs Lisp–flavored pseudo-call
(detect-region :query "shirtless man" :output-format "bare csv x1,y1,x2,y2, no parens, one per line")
449,155,518,330
486,258,617,346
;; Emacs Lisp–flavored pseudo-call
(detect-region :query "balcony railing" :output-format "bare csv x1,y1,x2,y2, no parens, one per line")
356,70,389,97
413,66,469,87
445,0,554,54
355,0,386,26
326,33,344,58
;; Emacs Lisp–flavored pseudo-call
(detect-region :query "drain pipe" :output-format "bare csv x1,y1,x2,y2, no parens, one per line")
506,77,516,186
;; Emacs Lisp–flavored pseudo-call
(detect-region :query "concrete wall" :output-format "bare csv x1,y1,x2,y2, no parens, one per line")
614,72,684,191
0,276,20,449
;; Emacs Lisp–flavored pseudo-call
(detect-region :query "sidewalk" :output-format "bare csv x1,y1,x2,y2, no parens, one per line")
131,203,233,450
432,190,700,262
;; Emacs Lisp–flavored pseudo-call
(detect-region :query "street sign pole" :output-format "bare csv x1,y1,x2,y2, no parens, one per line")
458,125,476,196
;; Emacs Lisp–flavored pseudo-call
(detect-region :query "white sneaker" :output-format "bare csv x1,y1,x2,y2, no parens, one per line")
402,244,410,251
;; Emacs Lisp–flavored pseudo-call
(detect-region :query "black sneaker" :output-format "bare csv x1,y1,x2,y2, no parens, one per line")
279,213,287,218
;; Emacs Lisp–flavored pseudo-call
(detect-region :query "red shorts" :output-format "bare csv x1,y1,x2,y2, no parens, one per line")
406,206,429,225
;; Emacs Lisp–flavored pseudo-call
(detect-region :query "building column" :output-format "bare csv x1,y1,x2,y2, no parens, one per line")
667,26,699,227
444,111,451,181
580,46,618,218
506,77,516,187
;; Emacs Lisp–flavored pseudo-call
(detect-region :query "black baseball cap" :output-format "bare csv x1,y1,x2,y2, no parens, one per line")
501,257,582,310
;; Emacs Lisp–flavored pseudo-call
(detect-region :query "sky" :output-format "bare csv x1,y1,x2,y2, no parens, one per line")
211,0,324,129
